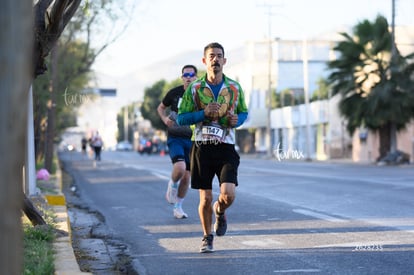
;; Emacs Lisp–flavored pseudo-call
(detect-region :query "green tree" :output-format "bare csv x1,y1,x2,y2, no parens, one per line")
270,89,278,108
139,77,183,132
137,70,202,134
36,0,135,171
32,40,94,163
327,15,414,160
60,0,135,75
140,80,168,131
311,78,330,101
277,89,304,107
33,0,82,76
279,89,295,107
25,0,134,227
116,104,139,142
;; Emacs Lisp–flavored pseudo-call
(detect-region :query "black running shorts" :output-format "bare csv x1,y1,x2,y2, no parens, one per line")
190,142,240,190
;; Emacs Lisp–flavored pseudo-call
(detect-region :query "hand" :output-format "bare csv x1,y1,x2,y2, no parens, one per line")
165,117,175,128
204,102,221,120
227,111,238,127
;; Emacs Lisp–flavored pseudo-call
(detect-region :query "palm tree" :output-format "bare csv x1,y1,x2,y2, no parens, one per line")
327,15,414,161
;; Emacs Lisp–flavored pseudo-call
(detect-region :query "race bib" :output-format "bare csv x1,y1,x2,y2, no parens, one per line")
202,124,225,141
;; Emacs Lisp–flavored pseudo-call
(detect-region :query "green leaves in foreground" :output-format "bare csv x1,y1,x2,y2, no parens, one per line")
23,224,55,275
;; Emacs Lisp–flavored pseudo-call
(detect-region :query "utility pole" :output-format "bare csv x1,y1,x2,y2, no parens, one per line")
303,38,312,161
389,0,397,154
266,6,273,157
124,106,129,141
258,1,282,157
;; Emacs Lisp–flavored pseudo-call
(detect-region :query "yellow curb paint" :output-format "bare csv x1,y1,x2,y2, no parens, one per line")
45,194,66,206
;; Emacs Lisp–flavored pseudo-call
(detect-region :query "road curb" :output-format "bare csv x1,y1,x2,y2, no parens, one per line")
48,162,91,275
52,204,91,275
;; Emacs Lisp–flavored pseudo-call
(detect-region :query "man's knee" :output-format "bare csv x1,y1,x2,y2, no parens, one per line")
200,190,213,205
220,183,236,204
219,193,235,205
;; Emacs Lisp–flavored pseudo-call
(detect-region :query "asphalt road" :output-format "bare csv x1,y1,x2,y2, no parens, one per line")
59,150,414,275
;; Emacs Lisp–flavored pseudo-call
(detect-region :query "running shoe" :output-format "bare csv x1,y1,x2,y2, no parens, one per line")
173,207,188,219
165,181,177,204
213,201,227,236
199,234,214,253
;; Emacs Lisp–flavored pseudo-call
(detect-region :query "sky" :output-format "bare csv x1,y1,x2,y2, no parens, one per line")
78,0,413,145
92,0,413,78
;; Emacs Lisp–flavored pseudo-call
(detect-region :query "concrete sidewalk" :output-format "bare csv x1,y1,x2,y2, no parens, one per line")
51,204,91,275
43,164,90,274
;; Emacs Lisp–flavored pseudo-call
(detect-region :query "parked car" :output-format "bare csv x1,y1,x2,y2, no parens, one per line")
116,141,133,151
377,150,410,165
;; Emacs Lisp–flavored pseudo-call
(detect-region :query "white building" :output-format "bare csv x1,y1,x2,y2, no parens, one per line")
227,26,414,162
227,37,340,158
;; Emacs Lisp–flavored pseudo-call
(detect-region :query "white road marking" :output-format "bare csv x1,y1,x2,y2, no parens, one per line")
293,209,347,222
273,269,321,273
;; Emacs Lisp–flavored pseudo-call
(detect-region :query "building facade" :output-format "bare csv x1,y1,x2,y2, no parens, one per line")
228,27,414,162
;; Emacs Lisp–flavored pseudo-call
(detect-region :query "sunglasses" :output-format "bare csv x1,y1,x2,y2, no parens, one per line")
182,72,196,78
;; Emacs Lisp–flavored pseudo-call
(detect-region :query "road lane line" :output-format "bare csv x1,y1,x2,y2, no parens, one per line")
273,269,321,273
242,166,414,188
293,209,347,222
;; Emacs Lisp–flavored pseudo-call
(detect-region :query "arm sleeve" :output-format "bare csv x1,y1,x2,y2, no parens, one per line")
235,112,248,128
177,110,205,126
234,84,249,128
162,90,172,107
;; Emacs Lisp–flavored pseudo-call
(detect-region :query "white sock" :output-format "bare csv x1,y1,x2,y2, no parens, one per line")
174,197,184,208
168,179,178,188
171,180,178,188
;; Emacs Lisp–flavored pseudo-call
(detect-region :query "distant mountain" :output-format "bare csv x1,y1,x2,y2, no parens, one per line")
93,25,414,108
93,50,202,106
